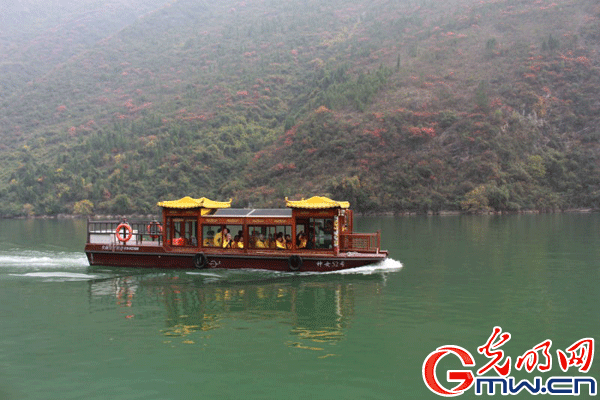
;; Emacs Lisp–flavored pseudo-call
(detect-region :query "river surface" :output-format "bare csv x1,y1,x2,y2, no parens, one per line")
0,214,598,399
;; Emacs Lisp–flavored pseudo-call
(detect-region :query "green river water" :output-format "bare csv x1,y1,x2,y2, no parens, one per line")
0,214,598,399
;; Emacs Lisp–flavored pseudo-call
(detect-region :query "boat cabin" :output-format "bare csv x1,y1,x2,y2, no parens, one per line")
157,196,376,255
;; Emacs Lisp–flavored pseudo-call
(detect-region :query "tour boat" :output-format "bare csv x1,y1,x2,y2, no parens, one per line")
84,196,388,272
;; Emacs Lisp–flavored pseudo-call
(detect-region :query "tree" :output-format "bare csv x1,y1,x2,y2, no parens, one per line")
474,81,489,112
527,155,546,180
73,199,94,215
548,34,559,52
111,194,132,214
461,185,489,213
23,203,35,217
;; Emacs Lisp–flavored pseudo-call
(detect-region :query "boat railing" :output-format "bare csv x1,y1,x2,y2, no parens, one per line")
87,220,163,245
339,231,381,253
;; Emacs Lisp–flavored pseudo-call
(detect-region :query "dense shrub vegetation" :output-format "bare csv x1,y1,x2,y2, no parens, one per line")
1,0,599,216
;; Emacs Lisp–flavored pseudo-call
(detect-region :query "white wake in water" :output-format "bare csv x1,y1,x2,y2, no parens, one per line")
16,272,99,281
0,250,93,281
0,250,89,269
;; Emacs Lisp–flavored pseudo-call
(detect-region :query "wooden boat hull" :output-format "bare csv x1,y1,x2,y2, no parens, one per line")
84,244,387,272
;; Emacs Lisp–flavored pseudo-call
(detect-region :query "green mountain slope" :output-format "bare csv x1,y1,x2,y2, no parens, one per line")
0,0,172,93
1,0,599,216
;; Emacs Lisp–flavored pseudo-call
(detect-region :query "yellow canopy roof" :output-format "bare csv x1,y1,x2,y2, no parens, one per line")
157,196,232,209
285,196,350,209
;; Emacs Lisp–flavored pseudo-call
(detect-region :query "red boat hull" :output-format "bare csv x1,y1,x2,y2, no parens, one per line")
84,244,387,272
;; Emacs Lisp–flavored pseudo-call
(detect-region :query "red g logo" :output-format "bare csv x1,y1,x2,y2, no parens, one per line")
422,346,476,397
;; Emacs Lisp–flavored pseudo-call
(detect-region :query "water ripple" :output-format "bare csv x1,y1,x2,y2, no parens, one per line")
0,250,91,281
0,250,89,269
11,272,99,281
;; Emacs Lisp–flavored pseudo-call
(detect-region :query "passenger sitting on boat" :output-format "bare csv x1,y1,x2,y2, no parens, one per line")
268,234,277,249
296,232,307,249
233,235,244,249
223,233,233,248
255,234,267,248
276,232,286,249
285,234,292,249
214,228,229,247
204,230,215,247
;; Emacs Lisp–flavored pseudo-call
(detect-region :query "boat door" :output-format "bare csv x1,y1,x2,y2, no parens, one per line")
166,217,199,247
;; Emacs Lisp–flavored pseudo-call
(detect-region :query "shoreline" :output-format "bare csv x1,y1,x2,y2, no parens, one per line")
376,207,596,217
3,208,596,220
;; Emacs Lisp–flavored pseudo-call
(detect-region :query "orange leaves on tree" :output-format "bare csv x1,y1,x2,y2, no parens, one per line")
315,105,332,114
407,125,436,139
273,163,296,171
283,125,298,146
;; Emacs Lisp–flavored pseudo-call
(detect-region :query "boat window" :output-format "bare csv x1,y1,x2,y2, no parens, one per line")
248,225,292,249
297,218,334,250
167,217,198,247
202,224,243,249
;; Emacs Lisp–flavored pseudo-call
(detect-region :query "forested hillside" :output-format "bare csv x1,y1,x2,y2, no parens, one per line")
1,0,600,216
0,0,172,94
